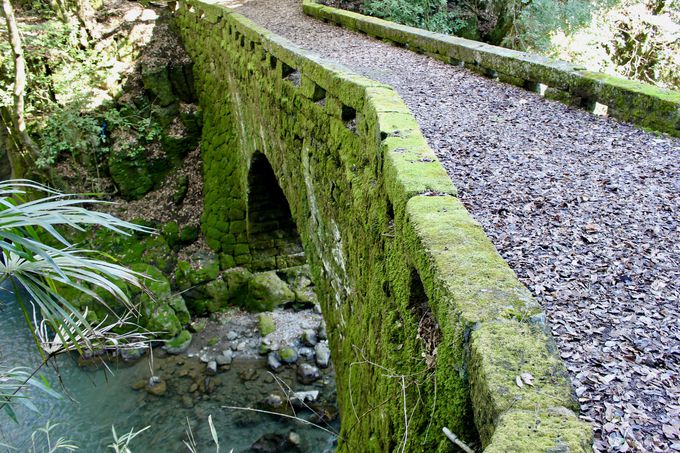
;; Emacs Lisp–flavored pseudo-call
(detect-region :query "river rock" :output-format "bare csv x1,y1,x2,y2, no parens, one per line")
238,368,258,382
251,433,295,453
206,360,218,376
268,352,283,372
164,330,192,355
278,347,298,364
315,342,331,368
216,350,233,365
245,271,295,312
261,393,284,410
226,330,239,341
291,390,319,406
145,376,167,396
302,329,317,346
288,431,301,446
181,395,194,408
120,347,147,362
298,347,314,359
297,363,320,384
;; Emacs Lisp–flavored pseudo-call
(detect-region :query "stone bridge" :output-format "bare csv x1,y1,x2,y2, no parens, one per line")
172,1,679,451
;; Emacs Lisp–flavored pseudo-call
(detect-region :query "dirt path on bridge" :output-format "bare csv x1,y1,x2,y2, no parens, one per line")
229,1,680,450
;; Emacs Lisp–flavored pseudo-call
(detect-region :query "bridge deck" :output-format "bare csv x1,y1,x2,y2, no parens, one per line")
229,0,679,449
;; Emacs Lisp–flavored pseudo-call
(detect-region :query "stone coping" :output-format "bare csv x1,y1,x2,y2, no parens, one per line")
303,0,680,137
173,1,594,450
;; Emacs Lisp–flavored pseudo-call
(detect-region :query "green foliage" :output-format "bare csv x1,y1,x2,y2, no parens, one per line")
505,0,680,89
363,0,467,35
35,102,102,168
0,180,153,356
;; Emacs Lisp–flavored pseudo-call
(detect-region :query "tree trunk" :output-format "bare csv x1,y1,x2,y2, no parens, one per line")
1,0,40,179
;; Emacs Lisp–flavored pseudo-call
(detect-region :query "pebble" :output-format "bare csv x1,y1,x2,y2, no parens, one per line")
226,330,239,341
206,360,218,376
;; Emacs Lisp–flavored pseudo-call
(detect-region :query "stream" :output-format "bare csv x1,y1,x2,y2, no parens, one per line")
0,282,338,452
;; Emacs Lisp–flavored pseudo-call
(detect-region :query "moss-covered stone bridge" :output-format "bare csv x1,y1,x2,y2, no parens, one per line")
170,0,679,450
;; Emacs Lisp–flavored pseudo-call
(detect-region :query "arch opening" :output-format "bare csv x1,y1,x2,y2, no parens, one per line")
247,153,304,271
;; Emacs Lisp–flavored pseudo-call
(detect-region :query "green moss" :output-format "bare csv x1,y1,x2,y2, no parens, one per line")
244,271,295,312
486,409,593,452
167,329,192,348
278,347,297,362
469,320,579,444
172,3,592,449
257,314,276,336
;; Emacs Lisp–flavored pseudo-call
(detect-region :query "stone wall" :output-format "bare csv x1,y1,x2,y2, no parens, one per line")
173,1,593,450
304,0,680,138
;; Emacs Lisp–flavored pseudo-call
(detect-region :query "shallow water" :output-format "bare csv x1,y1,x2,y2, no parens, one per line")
0,283,338,452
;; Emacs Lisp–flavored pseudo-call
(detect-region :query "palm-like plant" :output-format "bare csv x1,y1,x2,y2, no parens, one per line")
0,179,154,417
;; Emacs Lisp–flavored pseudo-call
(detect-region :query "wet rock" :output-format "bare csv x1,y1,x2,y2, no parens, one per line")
206,360,218,376
278,347,298,364
181,395,194,408
164,330,192,355
238,367,258,382
291,390,319,406
237,341,247,351
268,352,283,372
250,432,297,453
297,363,320,384
145,376,167,396
302,329,317,346
120,347,147,362
131,379,147,390
216,350,232,365
288,431,301,446
315,342,331,368
261,393,284,410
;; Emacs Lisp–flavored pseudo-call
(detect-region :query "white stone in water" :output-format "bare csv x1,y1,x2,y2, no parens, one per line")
288,431,301,446
206,361,218,376
291,390,319,404
148,375,161,386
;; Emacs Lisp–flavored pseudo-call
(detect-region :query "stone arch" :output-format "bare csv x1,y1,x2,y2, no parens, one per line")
246,153,304,271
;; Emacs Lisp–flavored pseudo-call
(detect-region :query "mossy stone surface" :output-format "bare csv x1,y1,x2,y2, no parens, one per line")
244,271,295,312
257,314,276,336
173,2,591,448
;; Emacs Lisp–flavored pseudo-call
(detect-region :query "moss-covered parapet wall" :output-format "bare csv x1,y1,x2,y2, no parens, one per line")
172,1,592,450
303,0,680,137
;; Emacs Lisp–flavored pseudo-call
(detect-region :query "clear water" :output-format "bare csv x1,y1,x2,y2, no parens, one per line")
0,283,338,452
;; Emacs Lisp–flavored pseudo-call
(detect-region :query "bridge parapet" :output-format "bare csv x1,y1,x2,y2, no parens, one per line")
172,1,593,450
304,0,680,137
